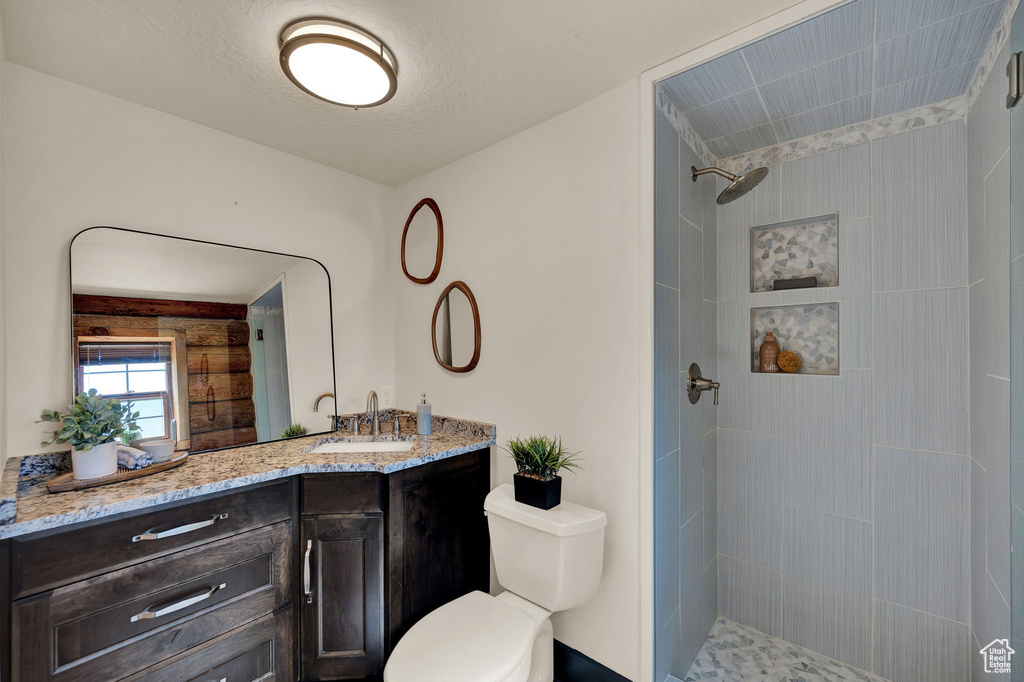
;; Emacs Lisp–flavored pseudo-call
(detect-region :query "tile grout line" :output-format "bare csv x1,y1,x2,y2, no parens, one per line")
783,501,873,525
987,567,1010,612
873,443,970,458
874,284,971,294
873,597,973,628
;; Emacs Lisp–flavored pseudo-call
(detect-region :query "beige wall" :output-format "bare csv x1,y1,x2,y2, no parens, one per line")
3,64,396,458
393,81,642,679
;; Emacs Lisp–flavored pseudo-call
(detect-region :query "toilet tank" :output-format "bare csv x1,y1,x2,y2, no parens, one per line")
484,484,607,612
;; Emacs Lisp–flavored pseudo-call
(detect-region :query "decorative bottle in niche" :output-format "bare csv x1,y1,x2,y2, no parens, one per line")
759,331,780,373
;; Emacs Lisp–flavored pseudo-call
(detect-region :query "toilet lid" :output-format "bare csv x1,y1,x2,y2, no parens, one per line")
385,591,535,682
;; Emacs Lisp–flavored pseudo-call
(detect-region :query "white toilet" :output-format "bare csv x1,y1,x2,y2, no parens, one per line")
383,483,607,682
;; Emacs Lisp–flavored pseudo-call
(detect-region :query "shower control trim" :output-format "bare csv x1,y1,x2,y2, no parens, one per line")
686,362,720,406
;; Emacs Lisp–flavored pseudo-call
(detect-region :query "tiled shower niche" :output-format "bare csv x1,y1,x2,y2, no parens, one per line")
751,302,840,375
750,213,839,293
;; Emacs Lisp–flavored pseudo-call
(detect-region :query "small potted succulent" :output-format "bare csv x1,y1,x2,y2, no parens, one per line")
280,424,309,439
39,389,140,480
505,435,581,510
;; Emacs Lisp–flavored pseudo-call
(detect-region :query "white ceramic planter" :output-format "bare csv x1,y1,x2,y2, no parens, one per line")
71,441,119,480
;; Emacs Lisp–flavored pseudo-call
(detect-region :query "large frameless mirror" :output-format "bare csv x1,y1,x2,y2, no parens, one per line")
70,227,336,454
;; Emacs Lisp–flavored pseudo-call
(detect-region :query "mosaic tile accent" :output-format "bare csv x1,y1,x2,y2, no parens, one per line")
751,215,839,293
751,302,840,375
682,617,890,681
718,97,968,175
656,85,716,168
964,0,1020,116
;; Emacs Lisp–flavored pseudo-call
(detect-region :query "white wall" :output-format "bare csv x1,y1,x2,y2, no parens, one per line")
3,64,396,458
393,81,641,679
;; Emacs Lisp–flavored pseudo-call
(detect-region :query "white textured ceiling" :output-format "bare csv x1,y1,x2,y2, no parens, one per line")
0,0,810,186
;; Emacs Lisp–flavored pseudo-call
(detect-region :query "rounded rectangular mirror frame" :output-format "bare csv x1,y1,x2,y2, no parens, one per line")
69,225,338,454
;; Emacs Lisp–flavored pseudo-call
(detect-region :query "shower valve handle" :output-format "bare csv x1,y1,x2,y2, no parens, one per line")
686,363,719,406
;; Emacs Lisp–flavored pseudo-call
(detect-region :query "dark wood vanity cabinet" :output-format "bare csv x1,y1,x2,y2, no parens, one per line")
2,448,491,682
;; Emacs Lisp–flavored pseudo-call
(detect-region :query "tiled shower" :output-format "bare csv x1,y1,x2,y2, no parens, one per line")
652,1,1017,681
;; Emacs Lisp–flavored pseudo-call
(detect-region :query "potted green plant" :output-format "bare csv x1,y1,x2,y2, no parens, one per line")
505,435,581,510
280,424,309,439
39,389,140,480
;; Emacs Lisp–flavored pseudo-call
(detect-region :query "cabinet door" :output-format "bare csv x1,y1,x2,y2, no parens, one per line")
387,449,490,648
301,515,384,680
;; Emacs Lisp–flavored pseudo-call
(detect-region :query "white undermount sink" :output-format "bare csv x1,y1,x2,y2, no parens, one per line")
309,441,415,454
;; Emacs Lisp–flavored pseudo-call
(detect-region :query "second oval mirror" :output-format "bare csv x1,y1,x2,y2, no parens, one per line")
432,281,481,373
401,198,443,284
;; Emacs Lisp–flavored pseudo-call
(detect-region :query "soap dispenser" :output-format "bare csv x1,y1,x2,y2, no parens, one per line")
417,393,432,435
759,331,780,373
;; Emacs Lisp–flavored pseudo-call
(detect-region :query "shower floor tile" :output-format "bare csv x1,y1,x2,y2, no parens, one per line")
681,617,890,681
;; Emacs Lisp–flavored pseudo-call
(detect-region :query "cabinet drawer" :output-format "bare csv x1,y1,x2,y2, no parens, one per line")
123,607,293,682
12,521,293,682
13,480,292,597
302,473,383,515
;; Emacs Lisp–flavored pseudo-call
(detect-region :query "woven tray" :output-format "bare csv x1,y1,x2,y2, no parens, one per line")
46,454,188,493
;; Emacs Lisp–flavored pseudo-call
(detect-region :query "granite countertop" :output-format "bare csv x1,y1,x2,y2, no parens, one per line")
0,411,495,539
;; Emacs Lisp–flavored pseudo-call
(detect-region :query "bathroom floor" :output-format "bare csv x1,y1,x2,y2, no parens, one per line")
680,618,889,682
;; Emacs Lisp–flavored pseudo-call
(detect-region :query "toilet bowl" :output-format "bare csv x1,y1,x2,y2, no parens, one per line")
384,484,607,682
384,591,552,682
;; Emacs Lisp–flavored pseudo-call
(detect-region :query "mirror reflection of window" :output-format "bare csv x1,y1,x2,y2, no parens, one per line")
78,341,174,441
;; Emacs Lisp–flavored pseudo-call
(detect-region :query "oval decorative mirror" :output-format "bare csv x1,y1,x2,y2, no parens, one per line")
431,281,481,373
401,198,444,284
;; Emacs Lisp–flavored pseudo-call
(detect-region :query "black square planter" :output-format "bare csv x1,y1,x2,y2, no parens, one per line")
513,473,562,510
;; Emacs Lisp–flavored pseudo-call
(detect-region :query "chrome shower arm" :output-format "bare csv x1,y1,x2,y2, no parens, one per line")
691,166,739,183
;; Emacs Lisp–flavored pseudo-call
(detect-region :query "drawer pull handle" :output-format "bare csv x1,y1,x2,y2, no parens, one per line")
130,582,227,622
304,539,313,604
132,513,228,542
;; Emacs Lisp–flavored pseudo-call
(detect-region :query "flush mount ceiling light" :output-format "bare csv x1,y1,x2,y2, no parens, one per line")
279,17,398,108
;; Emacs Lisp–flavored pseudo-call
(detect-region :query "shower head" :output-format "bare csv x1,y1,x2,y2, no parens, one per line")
691,165,769,205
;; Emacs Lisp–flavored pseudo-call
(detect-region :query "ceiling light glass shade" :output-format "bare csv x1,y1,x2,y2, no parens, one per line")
279,18,398,108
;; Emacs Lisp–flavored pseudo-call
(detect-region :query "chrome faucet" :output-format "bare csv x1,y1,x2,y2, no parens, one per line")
366,390,381,436
313,392,340,430
313,392,334,412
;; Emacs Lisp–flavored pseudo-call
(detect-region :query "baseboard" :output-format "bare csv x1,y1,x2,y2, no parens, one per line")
553,640,632,682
